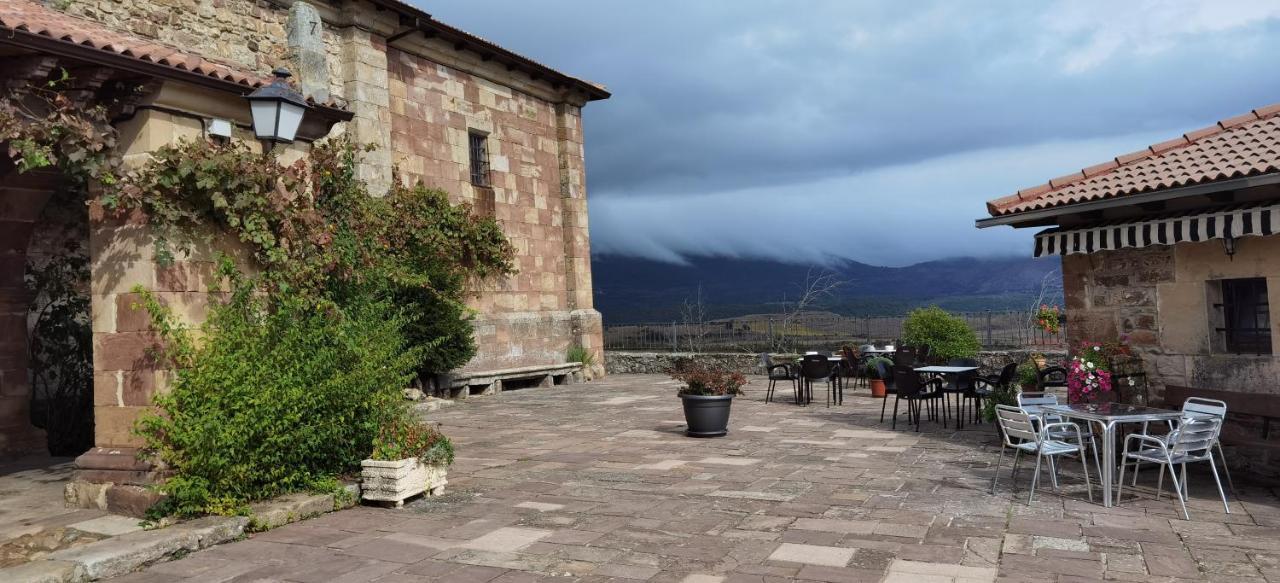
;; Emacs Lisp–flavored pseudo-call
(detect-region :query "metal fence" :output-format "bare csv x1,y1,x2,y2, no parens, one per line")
603,310,1066,353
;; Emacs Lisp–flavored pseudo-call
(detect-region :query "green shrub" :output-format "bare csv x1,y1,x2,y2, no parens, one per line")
136,281,422,518
901,306,981,363
863,356,894,379
567,345,595,367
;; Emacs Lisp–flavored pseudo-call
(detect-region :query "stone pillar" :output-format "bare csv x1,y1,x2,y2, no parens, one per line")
338,27,392,196
0,170,54,458
287,2,331,104
555,101,604,374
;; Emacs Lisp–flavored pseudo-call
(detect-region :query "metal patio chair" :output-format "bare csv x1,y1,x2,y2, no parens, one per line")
1116,411,1230,520
990,405,1093,504
798,354,834,407
760,353,798,404
1125,397,1237,498
1016,391,1102,490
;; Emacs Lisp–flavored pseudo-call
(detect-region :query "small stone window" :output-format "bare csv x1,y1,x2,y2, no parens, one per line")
1210,277,1271,355
468,130,491,188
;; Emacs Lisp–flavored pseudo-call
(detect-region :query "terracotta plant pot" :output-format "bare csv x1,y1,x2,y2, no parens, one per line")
361,458,448,507
679,393,733,437
869,379,887,398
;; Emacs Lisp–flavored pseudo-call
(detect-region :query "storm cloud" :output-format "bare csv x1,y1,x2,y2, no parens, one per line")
420,0,1280,266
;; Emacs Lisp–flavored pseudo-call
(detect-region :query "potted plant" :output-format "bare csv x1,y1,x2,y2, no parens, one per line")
672,362,746,437
864,356,894,398
361,416,455,507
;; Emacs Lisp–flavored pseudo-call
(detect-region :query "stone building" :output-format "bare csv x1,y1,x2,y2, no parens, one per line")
0,0,608,511
979,103,1280,476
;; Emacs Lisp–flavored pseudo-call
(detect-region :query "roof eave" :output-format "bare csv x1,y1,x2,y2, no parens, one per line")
975,173,1280,229
370,0,609,102
0,26,354,124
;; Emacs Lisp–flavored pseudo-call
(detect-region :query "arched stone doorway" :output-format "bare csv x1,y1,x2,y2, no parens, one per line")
0,166,59,457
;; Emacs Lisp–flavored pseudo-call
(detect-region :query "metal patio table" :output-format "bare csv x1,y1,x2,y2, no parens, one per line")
1040,403,1206,507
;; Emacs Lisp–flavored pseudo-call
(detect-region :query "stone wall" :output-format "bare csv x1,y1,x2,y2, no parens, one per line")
1061,238,1280,477
61,0,605,378
605,350,1062,376
386,44,602,372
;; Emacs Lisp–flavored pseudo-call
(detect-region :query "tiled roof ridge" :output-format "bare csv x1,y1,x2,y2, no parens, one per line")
987,102,1280,216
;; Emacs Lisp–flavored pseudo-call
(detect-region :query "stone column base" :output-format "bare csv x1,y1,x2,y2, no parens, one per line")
68,447,165,517
0,423,46,459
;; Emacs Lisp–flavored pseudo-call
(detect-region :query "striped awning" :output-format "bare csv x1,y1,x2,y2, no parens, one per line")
1034,203,1280,257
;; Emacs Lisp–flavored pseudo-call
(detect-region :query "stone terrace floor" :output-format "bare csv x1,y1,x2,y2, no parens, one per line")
109,374,1280,582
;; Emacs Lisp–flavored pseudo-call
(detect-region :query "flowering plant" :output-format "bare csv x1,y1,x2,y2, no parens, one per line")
1066,340,1131,402
1034,304,1061,334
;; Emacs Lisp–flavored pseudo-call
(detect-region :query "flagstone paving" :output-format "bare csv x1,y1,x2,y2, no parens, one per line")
107,374,1280,582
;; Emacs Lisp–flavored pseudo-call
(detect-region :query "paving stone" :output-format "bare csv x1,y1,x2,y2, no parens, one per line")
47,375,1280,583
459,527,552,553
0,560,85,583
67,515,144,537
766,543,854,568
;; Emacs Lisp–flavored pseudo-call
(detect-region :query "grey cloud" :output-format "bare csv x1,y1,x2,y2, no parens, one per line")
417,0,1280,264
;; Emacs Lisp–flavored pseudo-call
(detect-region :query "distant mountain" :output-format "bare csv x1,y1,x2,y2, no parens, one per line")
590,254,1063,323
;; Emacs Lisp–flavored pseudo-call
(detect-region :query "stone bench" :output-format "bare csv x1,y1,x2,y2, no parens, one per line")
1163,385,1280,447
437,362,585,399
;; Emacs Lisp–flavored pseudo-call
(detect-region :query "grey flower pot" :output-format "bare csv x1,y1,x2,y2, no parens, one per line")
679,393,734,437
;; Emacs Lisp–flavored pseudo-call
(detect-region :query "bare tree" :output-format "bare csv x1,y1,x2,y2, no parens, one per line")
679,284,709,353
1026,268,1064,339
772,269,843,353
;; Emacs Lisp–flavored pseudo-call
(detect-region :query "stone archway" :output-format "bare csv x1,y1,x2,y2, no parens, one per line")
0,166,58,457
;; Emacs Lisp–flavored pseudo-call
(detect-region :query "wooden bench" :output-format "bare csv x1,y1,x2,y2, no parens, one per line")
1163,385,1280,446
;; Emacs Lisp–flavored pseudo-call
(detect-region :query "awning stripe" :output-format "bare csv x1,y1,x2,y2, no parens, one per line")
1034,203,1280,257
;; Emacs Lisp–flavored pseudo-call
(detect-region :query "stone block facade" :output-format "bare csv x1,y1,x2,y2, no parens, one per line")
385,46,601,373
1061,237,1280,476
1,1,607,501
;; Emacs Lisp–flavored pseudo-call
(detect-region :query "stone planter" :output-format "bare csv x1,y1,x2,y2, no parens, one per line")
360,458,447,507
679,393,733,437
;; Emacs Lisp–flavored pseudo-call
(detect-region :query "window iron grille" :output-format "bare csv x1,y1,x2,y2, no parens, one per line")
469,131,491,187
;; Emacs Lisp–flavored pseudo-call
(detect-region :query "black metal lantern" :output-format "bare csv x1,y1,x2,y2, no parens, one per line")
245,68,309,145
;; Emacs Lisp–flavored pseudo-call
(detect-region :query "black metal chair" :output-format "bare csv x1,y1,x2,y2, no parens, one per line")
890,365,943,431
970,362,1017,425
798,354,834,407
1038,365,1067,391
893,346,918,367
760,353,798,404
940,358,978,429
878,359,898,422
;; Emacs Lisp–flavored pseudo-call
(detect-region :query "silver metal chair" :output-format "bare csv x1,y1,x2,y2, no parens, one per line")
1117,411,1230,520
990,405,1093,504
1016,392,1102,489
1126,397,1236,498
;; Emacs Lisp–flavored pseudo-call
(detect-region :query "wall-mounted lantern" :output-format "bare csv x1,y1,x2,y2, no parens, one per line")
245,68,309,148
1222,235,1237,260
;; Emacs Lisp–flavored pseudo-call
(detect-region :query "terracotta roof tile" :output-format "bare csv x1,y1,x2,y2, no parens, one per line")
987,103,1280,217
0,0,342,109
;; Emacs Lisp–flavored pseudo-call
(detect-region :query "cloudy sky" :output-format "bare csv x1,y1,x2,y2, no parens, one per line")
422,0,1280,266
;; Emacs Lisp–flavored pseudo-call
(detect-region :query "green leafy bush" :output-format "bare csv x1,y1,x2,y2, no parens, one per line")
863,356,894,379
136,277,422,518
103,140,515,377
901,306,981,363
567,345,595,367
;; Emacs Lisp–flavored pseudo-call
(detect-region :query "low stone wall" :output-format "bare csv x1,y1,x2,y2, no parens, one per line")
605,350,1067,376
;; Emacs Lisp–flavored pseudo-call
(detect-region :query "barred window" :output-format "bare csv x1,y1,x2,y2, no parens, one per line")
468,131,491,187
1214,278,1271,355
